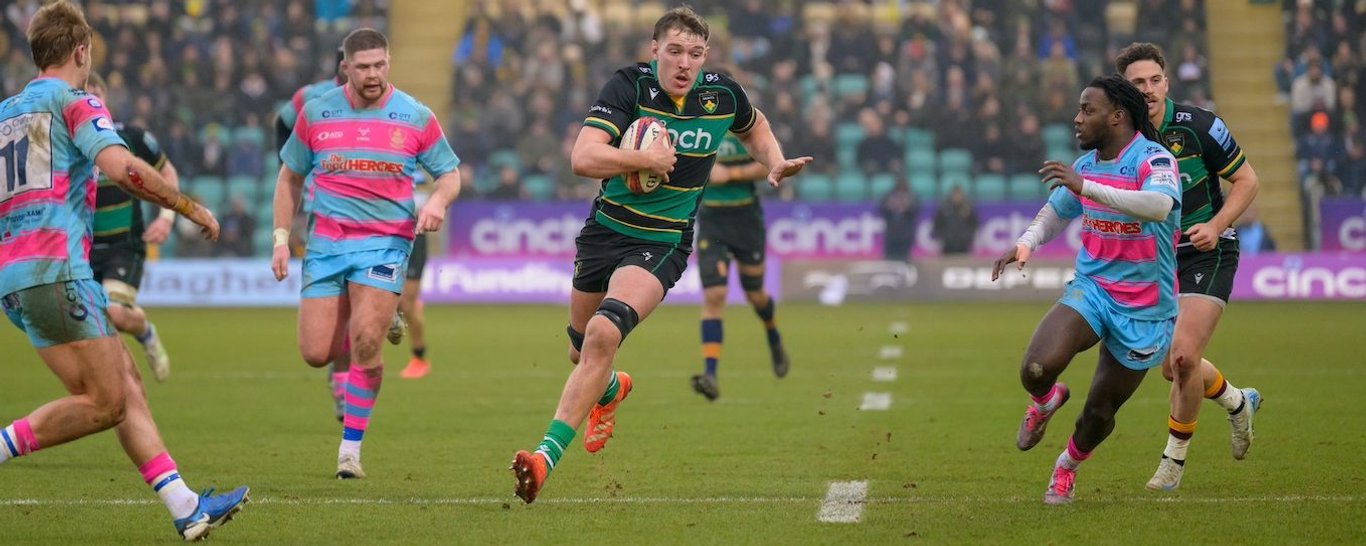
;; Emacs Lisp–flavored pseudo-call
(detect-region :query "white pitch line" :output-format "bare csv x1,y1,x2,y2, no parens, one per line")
872,366,898,382
0,494,1355,508
878,345,903,360
859,392,892,411
816,481,869,523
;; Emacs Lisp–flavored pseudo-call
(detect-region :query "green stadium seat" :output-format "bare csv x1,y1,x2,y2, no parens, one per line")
252,228,273,257
938,148,973,175
909,173,938,200
474,170,500,195
905,148,936,176
835,123,863,147
188,176,225,208
833,74,869,99
1046,146,1080,163
488,149,521,171
1042,123,1074,150
973,174,1009,202
837,141,857,173
226,175,259,203
1010,173,1046,200
868,173,896,199
904,128,935,151
522,174,555,201
796,173,833,201
232,126,265,148
834,172,867,202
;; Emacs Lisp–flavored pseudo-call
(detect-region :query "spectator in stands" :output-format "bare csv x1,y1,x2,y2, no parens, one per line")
1340,117,1365,196
198,126,229,178
1235,208,1277,256
1298,110,1340,176
975,123,1010,175
932,186,979,256
1039,40,1079,95
1291,59,1337,117
1303,157,1345,197
794,112,837,176
488,165,527,201
828,4,874,75
215,197,256,258
1176,43,1207,92
856,108,902,174
1007,112,1046,174
880,179,921,263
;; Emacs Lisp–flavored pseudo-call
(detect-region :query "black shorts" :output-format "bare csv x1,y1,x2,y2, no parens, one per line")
572,222,690,294
90,245,146,289
1177,237,1240,304
406,233,429,281
696,207,766,288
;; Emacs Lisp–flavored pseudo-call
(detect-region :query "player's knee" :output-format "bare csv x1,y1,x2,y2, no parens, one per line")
1019,360,1049,388
300,343,332,367
592,298,639,345
1079,400,1118,428
703,289,727,309
89,384,128,429
740,273,764,293
353,335,381,363
743,289,767,307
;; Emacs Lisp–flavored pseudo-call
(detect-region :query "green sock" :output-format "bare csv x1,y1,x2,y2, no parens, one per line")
535,419,576,472
597,371,620,406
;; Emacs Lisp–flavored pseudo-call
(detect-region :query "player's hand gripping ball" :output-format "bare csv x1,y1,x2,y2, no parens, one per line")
620,117,671,194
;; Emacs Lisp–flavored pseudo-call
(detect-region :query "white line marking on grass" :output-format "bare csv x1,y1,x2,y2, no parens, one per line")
0,494,1355,508
816,481,869,523
879,345,903,360
889,322,909,335
872,366,898,382
859,392,892,411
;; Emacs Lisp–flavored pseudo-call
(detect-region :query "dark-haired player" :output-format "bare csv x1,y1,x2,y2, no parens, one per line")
690,132,790,401
1116,42,1263,492
993,74,1181,504
509,5,811,503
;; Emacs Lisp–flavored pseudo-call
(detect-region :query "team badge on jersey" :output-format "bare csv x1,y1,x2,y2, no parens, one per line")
1164,133,1185,155
390,128,405,149
699,91,718,114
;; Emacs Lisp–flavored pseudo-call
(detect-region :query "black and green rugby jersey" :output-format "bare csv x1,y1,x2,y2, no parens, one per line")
1155,98,1247,239
700,133,760,209
582,61,757,245
93,122,167,251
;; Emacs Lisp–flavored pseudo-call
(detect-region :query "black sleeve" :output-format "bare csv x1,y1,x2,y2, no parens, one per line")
582,67,640,144
723,74,757,134
124,126,167,169
1195,110,1247,179
275,116,293,155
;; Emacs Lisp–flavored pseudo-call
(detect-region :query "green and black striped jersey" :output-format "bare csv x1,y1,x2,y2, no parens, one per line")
700,133,760,209
93,122,167,251
1155,98,1247,238
582,61,757,246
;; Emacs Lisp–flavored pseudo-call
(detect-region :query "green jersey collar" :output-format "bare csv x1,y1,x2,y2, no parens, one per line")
1158,97,1175,132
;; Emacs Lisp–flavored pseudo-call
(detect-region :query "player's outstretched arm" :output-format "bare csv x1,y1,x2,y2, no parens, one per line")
571,125,675,181
734,109,812,187
709,160,768,186
417,169,462,235
94,146,218,241
270,165,306,281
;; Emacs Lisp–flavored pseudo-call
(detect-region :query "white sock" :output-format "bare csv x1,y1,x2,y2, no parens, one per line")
1163,434,1190,462
1215,382,1245,413
339,439,362,458
1034,385,1064,412
151,471,199,519
1056,449,1081,470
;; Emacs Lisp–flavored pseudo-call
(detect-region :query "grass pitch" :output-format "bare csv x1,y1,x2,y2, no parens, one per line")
1,301,1362,544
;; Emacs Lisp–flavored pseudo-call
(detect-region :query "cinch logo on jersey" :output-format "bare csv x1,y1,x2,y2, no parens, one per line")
319,154,404,174
667,127,712,150
1082,217,1142,235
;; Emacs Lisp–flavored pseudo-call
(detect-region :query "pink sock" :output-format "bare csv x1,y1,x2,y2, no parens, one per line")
138,452,178,485
342,365,383,437
331,372,348,400
1066,437,1092,462
1030,384,1060,407
1,418,40,459
138,452,198,519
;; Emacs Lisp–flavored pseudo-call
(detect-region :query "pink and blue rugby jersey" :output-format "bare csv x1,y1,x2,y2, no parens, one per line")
277,78,341,132
0,77,127,296
1048,132,1183,320
281,84,459,256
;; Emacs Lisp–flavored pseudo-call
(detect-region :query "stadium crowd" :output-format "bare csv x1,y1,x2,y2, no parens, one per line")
1278,0,1365,201
0,0,1221,257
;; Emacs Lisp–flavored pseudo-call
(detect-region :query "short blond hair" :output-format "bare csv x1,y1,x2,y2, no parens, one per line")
27,1,93,71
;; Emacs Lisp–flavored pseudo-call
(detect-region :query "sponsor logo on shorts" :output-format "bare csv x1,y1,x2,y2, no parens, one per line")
1127,347,1159,363
642,251,654,262
1193,273,1205,285
367,263,399,283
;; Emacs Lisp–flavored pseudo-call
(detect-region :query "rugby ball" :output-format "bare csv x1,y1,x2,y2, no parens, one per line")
619,117,670,194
